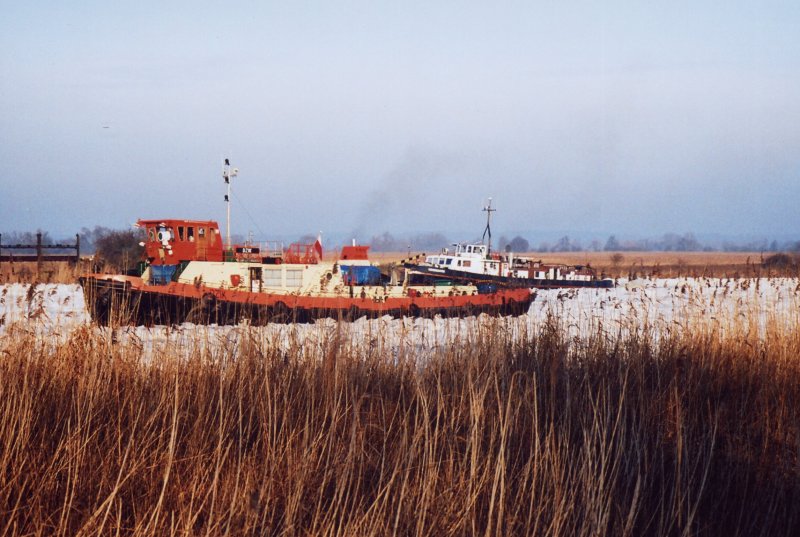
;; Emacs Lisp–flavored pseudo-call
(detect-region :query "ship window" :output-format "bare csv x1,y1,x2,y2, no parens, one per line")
463,260,472,267
445,258,452,265
148,228,155,241
286,269,302,287
178,226,185,241
199,227,206,238
188,227,195,242
263,269,282,287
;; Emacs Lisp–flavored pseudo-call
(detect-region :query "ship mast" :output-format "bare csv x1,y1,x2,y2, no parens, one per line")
482,197,495,254
222,158,238,249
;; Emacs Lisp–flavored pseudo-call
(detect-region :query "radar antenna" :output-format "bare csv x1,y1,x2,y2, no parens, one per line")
482,197,495,253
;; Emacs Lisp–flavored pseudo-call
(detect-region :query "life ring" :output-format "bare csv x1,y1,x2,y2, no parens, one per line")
230,274,241,287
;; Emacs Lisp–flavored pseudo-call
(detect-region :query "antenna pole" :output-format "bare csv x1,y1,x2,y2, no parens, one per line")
482,197,495,253
223,158,238,249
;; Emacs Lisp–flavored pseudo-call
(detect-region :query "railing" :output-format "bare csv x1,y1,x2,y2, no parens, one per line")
284,243,319,264
261,241,284,258
0,233,81,265
224,241,286,262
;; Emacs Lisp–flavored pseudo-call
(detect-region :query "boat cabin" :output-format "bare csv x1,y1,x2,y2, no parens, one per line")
137,219,224,265
457,243,488,256
425,242,495,274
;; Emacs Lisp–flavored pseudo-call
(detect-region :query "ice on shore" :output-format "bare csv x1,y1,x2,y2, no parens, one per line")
1,278,798,362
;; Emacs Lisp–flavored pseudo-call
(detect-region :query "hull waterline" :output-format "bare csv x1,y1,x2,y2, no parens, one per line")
405,264,615,289
80,275,534,326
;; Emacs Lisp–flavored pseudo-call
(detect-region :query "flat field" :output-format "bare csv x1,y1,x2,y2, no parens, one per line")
371,250,790,278
1,251,793,285
1,279,799,535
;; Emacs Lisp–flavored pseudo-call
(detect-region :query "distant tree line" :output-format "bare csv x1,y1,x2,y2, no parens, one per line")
0,230,55,249
598,234,800,253
4,227,799,261
601,233,708,252
367,232,451,253
367,231,800,253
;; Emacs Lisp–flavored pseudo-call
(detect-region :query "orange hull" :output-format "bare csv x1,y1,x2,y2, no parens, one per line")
80,274,534,325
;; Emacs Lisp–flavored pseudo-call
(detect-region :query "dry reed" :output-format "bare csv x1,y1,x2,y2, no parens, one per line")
1,312,799,536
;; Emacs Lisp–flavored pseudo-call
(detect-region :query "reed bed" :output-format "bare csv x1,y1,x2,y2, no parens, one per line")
0,261,87,285
1,309,799,536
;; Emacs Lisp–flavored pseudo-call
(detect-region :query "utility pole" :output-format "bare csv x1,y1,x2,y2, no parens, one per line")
223,158,239,249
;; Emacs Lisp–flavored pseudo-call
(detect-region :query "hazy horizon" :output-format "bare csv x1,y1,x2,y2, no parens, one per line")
2,2,799,241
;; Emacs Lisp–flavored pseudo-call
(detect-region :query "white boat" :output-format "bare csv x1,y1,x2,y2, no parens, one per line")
405,200,614,289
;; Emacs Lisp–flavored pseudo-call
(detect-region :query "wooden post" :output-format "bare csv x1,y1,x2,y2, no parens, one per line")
75,233,81,264
36,232,42,278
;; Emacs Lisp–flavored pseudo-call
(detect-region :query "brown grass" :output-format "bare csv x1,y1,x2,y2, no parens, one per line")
3,252,794,284
0,260,90,285
1,315,799,535
541,251,794,279
373,251,798,279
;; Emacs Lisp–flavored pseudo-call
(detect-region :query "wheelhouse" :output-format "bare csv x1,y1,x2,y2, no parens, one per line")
137,219,224,265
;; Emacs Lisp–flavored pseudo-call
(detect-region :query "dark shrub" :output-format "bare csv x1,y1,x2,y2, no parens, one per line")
94,229,144,271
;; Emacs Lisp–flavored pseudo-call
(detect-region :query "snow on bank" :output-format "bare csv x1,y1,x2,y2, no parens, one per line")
1,279,798,361
0,283,89,336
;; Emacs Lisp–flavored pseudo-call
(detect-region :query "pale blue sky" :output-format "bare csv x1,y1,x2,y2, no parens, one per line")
1,1,798,241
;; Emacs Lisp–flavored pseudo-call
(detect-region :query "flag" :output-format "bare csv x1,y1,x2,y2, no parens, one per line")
314,232,323,260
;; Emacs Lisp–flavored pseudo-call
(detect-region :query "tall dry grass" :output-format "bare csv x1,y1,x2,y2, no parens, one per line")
0,261,88,285
1,317,799,535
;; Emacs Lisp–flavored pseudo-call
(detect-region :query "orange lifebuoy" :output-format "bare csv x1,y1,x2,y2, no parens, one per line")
230,274,241,286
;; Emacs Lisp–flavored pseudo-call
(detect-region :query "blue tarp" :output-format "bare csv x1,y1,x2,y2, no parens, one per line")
476,283,498,295
341,265,382,285
150,264,177,285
